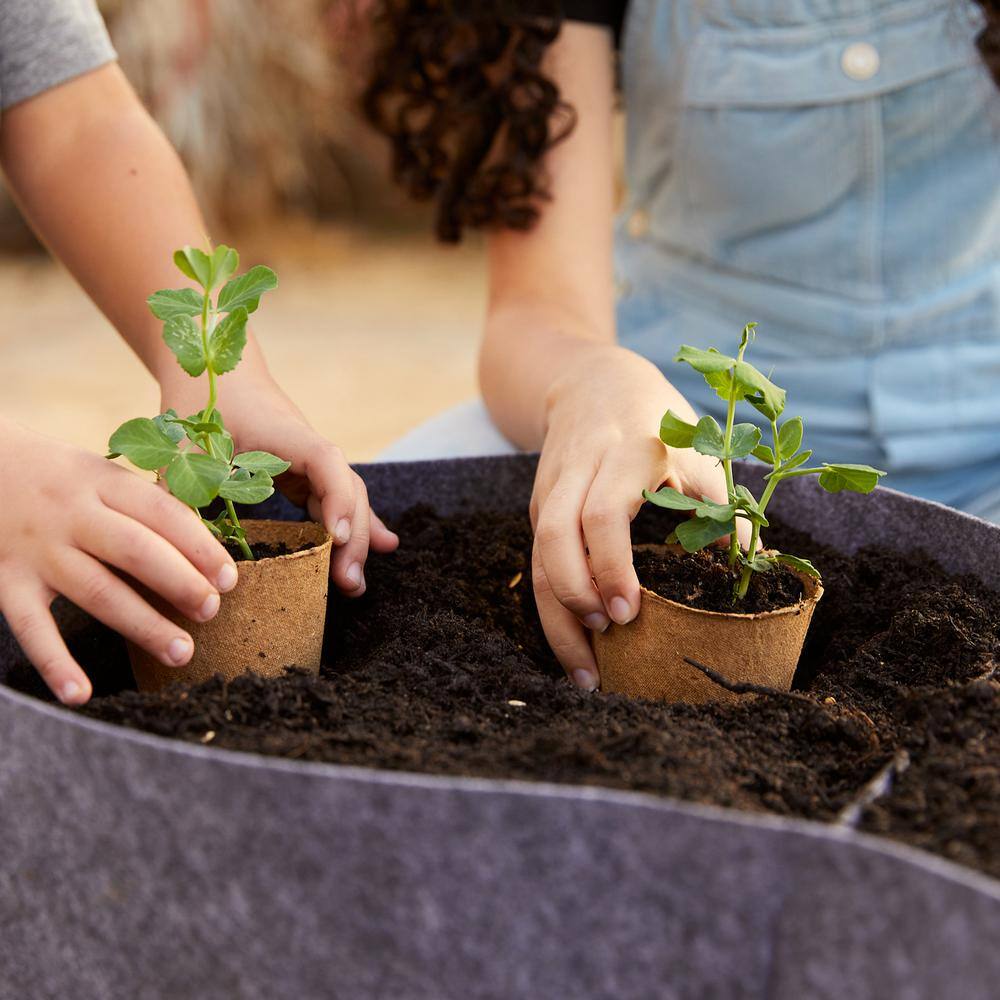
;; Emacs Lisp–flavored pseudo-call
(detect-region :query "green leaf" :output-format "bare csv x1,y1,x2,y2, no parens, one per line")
211,245,240,289
773,552,822,579
153,409,186,444
733,485,769,526
147,288,203,321
642,486,702,512
163,314,206,377
778,417,804,459
212,430,235,464
737,362,786,420
202,517,224,539
173,247,213,289
691,415,727,458
108,418,180,471
164,452,230,508
696,498,740,522
752,444,775,464
689,416,759,460
208,307,248,374
729,422,762,459
780,450,813,473
642,488,737,525
217,265,278,315
817,464,886,494
218,472,275,505
673,345,737,376
674,515,736,552
233,451,291,476
742,553,777,573
658,410,698,448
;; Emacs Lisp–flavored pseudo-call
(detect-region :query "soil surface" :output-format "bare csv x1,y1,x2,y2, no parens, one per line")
226,540,299,561
22,501,1000,880
633,544,804,613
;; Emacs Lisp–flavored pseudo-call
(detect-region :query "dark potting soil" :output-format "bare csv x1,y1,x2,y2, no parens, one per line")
56,502,1000,880
226,540,298,561
632,544,804,613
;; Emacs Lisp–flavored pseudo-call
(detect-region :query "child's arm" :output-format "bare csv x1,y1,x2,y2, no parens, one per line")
0,62,397,596
479,24,733,689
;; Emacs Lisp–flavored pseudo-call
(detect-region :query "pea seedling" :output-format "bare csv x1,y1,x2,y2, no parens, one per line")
644,323,885,600
108,245,289,561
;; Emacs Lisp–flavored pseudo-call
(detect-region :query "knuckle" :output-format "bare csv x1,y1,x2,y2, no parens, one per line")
8,606,43,643
548,580,597,611
581,504,620,532
79,572,116,609
534,519,567,550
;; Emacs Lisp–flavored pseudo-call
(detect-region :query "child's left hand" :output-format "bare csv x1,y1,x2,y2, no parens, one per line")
160,364,398,598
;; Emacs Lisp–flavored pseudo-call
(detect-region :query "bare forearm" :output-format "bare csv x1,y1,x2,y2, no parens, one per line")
0,64,268,384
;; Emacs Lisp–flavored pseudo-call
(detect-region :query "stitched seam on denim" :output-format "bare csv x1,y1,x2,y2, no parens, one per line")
870,95,887,345
697,0,951,45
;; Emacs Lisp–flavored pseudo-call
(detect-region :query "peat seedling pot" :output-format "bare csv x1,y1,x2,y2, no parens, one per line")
593,543,823,703
129,519,332,692
594,322,882,703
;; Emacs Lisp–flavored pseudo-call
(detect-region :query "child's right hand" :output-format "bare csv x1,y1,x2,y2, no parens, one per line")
0,418,240,705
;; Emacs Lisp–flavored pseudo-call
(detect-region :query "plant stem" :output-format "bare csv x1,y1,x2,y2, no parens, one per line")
199,287,253,562
724,378,738,567
736,519,761,598
225,499,254,560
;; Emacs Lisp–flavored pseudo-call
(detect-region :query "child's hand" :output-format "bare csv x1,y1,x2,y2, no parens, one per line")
0,418,240,705
529,348,747,691
159,366,399,598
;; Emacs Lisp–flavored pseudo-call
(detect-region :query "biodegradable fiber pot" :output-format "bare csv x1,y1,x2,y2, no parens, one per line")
592,544,823,704
129,519,332,692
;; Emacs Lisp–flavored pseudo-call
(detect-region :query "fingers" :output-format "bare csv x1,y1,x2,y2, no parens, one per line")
303,442,358,545
533,472,611,632
330,476,372,597
101,473,238,593
370,511,400,554
49,550,195,671
581,461,644,626
0,584,92,705
532,544,600,691
84,509,223,623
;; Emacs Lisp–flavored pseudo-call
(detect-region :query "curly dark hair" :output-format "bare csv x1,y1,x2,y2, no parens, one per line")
363,0,1000,243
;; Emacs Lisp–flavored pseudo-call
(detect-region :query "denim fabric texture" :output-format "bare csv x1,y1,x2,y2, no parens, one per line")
615,0,1000,516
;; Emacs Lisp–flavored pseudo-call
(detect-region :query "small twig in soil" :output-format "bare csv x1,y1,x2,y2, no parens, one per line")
683,658,817,703
834,750,910,829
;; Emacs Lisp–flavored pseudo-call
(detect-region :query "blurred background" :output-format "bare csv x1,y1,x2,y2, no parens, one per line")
0,0,486,460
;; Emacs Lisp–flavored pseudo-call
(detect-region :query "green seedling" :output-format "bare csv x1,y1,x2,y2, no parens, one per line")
644,323,886,600
108,245,288,561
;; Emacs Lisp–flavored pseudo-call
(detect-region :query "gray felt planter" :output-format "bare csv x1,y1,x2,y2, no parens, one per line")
2,455,999,1000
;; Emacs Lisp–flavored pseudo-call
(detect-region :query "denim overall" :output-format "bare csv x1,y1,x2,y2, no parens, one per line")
615,0,1000,518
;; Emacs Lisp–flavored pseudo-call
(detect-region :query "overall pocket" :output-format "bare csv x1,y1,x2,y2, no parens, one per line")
657,1,983,298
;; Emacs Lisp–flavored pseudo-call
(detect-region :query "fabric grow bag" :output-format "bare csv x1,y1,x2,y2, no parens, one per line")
1,455,999,1000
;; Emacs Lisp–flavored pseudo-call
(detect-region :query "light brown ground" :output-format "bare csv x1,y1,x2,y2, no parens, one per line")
0,222,486,461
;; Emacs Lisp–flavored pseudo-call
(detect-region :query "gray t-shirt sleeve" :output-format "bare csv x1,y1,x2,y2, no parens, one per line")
0,0,116,110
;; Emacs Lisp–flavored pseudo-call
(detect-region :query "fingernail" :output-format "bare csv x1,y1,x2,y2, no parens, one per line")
583,612,611,633
609,596,635,625
167,637,193,666
197,593,221,621
572,669,598,692
346,562,364,589
61,681,82,704
217,563,238,592
334,518,351,544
